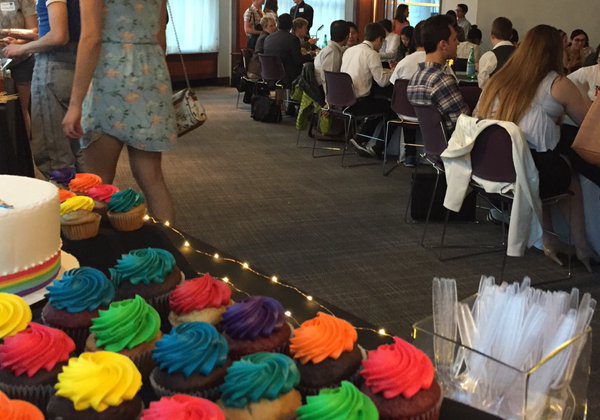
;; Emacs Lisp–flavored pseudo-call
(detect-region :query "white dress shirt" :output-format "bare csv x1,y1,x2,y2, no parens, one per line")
457,18,471,38
341,41,391,98
314,40,344,88
477,40,514,88
380,32,401,60
567,64,600,101
457,41,481,63
390,50,426,84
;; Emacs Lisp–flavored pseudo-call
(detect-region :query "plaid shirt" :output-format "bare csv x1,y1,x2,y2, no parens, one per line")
407,62,469,135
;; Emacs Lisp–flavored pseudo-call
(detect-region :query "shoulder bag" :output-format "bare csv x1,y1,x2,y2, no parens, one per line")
572,97,600,166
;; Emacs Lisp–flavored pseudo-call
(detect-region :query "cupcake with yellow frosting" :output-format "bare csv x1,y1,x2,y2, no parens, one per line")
107,188,147,231
0,293,31,342
46,351,143,419
0,390,44,420
60,196,101,240
289,312,362,396
85,295,163,377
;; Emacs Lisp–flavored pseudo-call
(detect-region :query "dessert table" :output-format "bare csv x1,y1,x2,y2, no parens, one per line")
33,221,499,419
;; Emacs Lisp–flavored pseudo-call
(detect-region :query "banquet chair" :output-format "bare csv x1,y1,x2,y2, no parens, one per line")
453,58,468,72
459,85,482,114
236,48,258,109
322,71,387,167
258,54,298,113
382,79,420,176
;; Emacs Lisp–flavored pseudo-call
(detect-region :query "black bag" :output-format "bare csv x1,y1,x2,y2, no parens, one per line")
411,173,476,221
251,84,281,123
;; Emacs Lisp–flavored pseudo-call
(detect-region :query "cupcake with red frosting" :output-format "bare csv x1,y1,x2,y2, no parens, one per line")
360,337,442,420
289,312,362,396
68,173,102,193
169,274,232,327
219,296,291,360
0,390,44,420
0,323,75,410
142,395,225,420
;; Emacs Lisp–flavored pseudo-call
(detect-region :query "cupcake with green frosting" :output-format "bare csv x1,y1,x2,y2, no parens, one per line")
217,352,301,420
107,188,147,231
150,322,231,400
85,295,162,377
297,381,379,420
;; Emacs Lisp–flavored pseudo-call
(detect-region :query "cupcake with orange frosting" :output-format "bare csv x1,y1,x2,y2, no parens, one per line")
0,293,32,342
142,395,225,420
107,188,147,231
46,352,143,419
360,337,442,420
289,312,362,396
57,189,75,203
60,196,101,240
68,173,102,193
0,323,75,410
169,274,232,327
0,391,44,420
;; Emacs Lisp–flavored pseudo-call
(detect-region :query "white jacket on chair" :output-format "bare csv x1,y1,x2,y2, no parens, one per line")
441,114,543,257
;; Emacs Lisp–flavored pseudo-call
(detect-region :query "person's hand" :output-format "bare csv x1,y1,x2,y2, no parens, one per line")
62,106,84,139
1,28,38,40
1,37,26,45
2,43,26,58
308,38,318,45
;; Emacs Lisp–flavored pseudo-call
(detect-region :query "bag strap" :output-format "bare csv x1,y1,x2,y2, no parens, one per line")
166,0,192,92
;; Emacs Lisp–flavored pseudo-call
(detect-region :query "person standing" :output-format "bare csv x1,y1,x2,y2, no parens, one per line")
378,19,400,61
393,4,409,35
3,0,82,177
244,0,264,50
477,17,514,88
290,0,313,31
62,0,177,223
455,4,471,37
263,0,278,20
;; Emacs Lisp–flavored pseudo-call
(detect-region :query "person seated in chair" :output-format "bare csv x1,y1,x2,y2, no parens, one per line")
314,20,349,90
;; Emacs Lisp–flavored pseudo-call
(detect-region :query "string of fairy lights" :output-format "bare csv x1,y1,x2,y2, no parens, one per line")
145,215,392,339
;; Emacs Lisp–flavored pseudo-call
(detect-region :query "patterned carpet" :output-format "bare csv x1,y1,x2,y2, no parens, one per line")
114,86,600,415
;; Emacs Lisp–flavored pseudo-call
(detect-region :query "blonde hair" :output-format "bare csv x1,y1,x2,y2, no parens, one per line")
477,25,564,123
260,16,276,29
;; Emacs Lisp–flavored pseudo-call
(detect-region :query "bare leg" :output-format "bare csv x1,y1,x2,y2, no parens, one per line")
127,146,174,223
80,134,124,184
16,83,31,139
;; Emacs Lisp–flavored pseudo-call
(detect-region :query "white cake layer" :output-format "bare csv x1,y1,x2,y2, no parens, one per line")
0,175,61,276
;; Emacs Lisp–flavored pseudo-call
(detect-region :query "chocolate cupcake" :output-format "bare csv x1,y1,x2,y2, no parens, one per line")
142,395,225,420
296,381,378,420
46,352,143,419
150,322,231,400
219,296,292,360
361,337,442,420
107,188,147,231
0,293,32,341
168,274,232,327
289,312,362,396
60,196,101,240
0,390,44,420
0,323,75,411
110,247,181,322
218,353,301,420
85,295,163,378
42,267,115,353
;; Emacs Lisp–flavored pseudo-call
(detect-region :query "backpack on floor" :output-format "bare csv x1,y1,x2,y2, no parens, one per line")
251,83,282,123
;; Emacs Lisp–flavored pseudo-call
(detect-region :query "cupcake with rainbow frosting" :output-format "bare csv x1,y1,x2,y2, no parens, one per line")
296,381,378,420
60,196,101,240
46,351,143,419
107,188,146,231
217,352,301,419
0,390,44,420
142,395,225,420
0,293,31,341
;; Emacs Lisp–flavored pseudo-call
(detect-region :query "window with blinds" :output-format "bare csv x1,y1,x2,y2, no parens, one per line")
166,0,219,54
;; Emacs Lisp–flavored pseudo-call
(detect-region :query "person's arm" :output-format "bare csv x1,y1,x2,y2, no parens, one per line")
477,51,496,88
369,50,391,87
62,0,105,139
2,1,67,57
156,0,167,52
243,10,261,36
552,76,591,125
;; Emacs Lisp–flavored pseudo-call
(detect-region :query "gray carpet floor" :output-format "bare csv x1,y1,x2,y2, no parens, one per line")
114,86,600,417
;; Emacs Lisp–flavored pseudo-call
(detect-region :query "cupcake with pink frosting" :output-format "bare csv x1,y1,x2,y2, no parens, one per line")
85,184,120,217
142,395,225,420
168,274,232,327
360,337,442,420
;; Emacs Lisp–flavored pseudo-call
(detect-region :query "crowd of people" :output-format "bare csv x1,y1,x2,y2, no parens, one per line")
242,1,600,270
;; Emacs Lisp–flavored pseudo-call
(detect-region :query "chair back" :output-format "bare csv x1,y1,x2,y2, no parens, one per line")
324,71,357,108
471,124,516,183
459,85,482,114
391,79,416,119
454,58,468,72
259,54,286,82
414,105,447,157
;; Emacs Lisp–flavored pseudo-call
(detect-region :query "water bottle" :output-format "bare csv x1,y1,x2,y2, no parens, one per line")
466,47,476,79
322,34,328,49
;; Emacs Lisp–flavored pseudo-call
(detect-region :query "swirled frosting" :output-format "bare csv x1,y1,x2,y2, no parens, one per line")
108,188,145,213
220,353,300,408
219,296,284,341
68,173,102,193
153,322,229,377
49,168,76,187
54,351,142,413
60,196,94,216
46,267,115,313
0,293,31,339
58,189,76,203
86,184,120,203
90,295,160,352
361,337,434,399
0,323,74,377
110,248,176,287
290,312,357,364
0,391,44,420
142,395,225,420
170,275,231,314
296,381,378,420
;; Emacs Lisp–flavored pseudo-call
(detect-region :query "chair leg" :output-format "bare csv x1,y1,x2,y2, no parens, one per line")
404,162,419,223
420,169,440,248
382,121,390,174
438,208,451,260
500,201,508,281
341,116,353,167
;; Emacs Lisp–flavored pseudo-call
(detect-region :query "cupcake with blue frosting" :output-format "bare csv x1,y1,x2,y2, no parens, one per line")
42,267,115,352
107,188,146,231
150,322,231,400
217,352,301,420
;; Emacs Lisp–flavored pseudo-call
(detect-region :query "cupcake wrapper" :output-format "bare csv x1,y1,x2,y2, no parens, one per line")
398,392,443,420
107,205,147,232
0,382,54,413
298,365,363,398
129,346,156,379
41,314,90,355
60,214,101,240
147,290,171,333
149,368,222,401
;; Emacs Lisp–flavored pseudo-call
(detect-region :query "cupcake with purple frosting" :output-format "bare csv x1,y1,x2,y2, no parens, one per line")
49,168,76,188
219,296,291,360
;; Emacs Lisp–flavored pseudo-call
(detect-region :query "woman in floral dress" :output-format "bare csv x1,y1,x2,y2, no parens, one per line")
62,0,176,222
